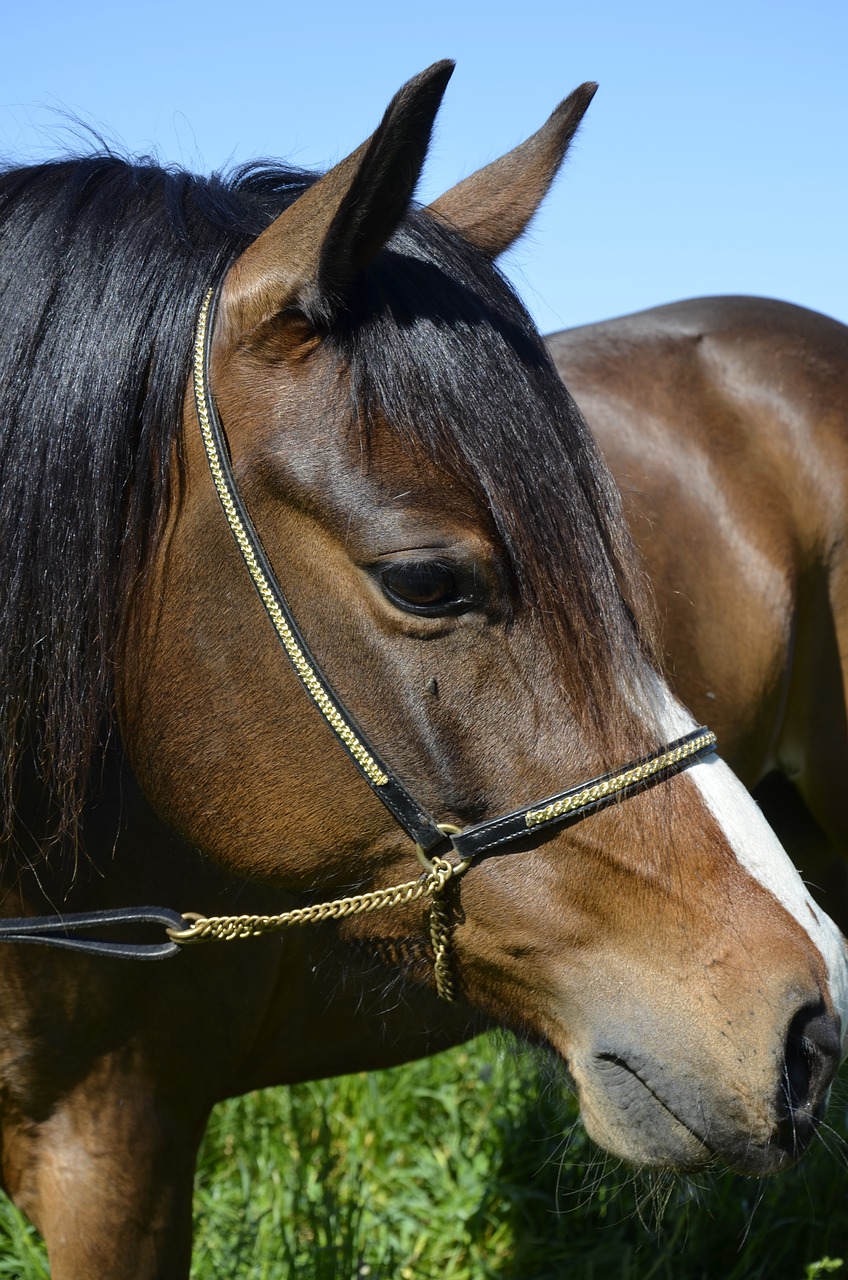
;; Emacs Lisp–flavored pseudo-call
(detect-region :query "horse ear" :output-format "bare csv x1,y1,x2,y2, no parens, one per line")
428,82,597,259
224,60,455,336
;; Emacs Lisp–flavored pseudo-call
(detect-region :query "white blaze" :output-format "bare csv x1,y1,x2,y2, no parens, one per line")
653,685,848,1047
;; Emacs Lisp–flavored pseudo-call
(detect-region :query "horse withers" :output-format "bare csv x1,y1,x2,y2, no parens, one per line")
0,68,845,1277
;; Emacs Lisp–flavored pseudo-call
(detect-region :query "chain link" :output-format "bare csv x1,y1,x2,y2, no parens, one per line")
167,855,469,1000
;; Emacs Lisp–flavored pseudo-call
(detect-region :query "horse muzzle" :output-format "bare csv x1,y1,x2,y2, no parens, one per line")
567,996,841,1175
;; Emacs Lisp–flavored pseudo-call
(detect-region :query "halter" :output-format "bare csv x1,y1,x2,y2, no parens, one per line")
0,284,716,994
167,286,716,993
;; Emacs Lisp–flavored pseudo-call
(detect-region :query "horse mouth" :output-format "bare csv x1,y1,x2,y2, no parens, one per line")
589,1051,716,1171
582,1050,801,1176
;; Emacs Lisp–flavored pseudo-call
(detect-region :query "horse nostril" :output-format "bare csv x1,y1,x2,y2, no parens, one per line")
780,1000,841,1153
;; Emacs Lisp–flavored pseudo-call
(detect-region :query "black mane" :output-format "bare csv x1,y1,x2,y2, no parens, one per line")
0,155,314,841
0,152,653,848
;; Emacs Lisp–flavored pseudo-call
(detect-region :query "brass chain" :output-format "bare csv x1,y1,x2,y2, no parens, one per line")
167,854,470,1001
191,290,470,1000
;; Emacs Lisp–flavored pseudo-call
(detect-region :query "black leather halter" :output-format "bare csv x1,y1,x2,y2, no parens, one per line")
0,283,715,962
192,284,717,865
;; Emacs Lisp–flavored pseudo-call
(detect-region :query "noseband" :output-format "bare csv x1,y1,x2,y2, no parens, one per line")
0,285,716,991
170,286,717,996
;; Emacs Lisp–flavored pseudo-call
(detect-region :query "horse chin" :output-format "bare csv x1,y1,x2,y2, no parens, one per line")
566,1047,817,1177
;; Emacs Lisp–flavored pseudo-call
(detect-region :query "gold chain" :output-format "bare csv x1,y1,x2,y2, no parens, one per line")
167,854,469,1000
191,291,467,1000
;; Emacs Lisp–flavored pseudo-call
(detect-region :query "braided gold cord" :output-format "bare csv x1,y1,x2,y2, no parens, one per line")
193,291,388,787
525,729,717,829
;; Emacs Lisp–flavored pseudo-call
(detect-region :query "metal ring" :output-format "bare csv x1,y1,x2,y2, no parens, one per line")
415,822,464,873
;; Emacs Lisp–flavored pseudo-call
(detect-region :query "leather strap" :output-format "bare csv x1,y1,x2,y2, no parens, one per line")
449,727,717,861
194,285,446,853
0,906,187,959
195,286,718,869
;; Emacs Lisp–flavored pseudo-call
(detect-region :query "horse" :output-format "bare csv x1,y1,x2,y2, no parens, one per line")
547,296,848,928
1,65,846,1278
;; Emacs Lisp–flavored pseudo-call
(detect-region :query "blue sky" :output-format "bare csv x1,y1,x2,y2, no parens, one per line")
3,0,845,333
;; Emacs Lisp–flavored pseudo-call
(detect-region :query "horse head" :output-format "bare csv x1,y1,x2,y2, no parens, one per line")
120,64,848,1175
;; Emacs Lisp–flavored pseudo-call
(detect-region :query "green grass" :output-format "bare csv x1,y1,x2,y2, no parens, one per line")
2,1034,848,1277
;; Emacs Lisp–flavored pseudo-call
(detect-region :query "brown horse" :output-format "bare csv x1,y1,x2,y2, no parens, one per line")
1,69,846,1277
547,296,848,926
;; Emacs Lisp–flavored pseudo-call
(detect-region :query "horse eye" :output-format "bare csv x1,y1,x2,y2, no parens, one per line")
380,561,468,614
